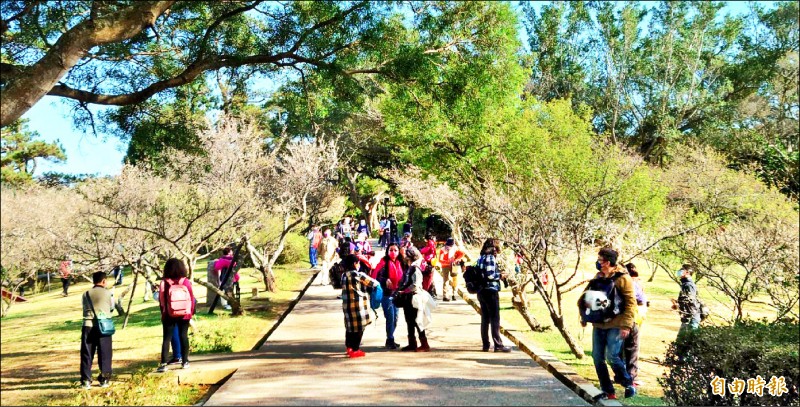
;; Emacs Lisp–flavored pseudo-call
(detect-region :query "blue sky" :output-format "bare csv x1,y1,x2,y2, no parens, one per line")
19,1,767,177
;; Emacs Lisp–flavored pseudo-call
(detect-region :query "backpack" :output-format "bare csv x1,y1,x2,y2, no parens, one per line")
329,263,345,289
463,265,486,294
165,278,192,318
578,273,625,324
369,284,383,310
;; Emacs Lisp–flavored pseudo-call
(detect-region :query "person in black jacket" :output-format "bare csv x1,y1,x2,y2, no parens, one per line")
672,264,701,335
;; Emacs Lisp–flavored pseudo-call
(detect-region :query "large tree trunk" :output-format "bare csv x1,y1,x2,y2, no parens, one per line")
550,312,584,358
0,1,176,127
510,283,542,331
533,276,585,358
193,278,244,316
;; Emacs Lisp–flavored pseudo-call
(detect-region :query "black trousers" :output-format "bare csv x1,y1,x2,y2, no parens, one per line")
402,302,426,340
622,322,640,381
161,319,190,364
80,326,112,383
61,278,71,294
345,330,365,351
477,289,504,349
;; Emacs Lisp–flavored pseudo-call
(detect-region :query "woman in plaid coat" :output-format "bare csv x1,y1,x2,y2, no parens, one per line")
341,254,379,358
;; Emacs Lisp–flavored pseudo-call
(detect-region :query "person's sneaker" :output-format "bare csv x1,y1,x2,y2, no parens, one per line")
482,347,490,352
223,305,232,311
451,295,457,301
156,364,168,373
443,297,450,302
167,358,182,365
349,349,366,358
99,381,110,388
593,393,616,401
633,380,644,386
80,381,91,390
624,385,637,398
494,346,512,353
346,348,353,356
385,340,399,350
181,362,190,369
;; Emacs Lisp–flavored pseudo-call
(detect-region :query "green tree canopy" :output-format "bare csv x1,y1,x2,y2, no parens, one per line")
0,119,66,186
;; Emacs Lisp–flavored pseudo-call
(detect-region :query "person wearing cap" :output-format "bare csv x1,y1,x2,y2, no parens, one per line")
672,264,701,335
438,238,467,302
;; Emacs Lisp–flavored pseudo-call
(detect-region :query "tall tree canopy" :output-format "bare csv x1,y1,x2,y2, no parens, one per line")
0,119,66,186
523,1,799,198
1,1,399,127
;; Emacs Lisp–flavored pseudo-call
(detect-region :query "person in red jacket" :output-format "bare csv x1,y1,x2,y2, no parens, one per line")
213,248,238,310
370,243,405,349
438,238,467,302
419,235,438,299
157,258,196,373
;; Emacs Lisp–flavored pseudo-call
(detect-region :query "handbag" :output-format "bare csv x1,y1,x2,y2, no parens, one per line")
85,291,116,336
392,292,412,308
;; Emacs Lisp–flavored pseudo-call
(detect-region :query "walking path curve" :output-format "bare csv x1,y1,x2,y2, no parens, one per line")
203,241,589,406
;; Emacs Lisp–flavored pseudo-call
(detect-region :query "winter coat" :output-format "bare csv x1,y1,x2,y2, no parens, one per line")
590,266,636,330
319,236,339,262
371,258,404,295
438,246,466,267
341,269,379,333
678,277,701,323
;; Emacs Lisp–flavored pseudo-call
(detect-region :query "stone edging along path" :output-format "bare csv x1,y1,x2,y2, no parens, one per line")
456,287,623,407
171,269,320,388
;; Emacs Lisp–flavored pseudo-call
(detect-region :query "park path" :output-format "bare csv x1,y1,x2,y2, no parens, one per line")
203,240,588,406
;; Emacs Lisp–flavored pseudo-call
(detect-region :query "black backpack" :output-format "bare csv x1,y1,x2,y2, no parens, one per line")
329,263,345,289
463,264,486,294
578,272,625,324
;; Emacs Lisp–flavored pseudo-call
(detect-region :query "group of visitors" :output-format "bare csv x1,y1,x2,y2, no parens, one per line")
80,244,253,387
580,248,703,401
341,243,436,358
338,234,515,359
74,214,706,396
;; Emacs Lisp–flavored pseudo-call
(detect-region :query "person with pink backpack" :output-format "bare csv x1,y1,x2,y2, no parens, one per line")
157,258,196,372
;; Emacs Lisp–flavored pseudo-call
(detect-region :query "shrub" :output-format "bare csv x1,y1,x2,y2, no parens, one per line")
275,233,308,265
660,319,799,406
189,327,234,354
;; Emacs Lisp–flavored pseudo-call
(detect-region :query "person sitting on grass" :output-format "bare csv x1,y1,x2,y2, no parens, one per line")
340,254,380,358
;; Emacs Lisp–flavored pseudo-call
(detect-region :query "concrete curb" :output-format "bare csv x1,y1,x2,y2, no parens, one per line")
251,269,319,351
457,287,622,407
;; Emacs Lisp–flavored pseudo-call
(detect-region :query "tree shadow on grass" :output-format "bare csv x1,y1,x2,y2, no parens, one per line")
48,305,164,332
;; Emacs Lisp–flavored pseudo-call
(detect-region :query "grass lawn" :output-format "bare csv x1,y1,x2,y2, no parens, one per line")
0,260,315,406
494,252,781,406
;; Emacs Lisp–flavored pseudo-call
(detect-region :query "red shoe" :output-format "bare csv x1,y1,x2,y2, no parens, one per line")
345,348,353,356
349,349,366,358
607,394,617,400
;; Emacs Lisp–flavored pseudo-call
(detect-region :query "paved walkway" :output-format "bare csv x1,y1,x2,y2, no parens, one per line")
204,242,588,406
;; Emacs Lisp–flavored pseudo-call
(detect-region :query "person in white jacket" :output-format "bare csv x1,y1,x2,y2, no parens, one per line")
318,229,339,286
395,246,432,352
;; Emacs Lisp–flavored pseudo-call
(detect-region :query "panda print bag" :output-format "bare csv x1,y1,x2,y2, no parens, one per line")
578,272,625,324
